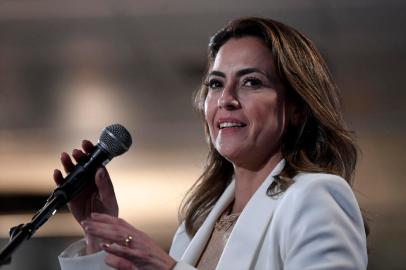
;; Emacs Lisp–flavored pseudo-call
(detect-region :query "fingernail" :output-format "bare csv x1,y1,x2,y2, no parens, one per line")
101,243,110,249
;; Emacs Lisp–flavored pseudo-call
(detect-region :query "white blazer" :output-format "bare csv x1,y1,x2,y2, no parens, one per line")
169,160,367,270
59,160,367,270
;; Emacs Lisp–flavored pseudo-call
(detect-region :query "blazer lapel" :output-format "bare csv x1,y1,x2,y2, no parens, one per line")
180,181,235,266
216,160,285,269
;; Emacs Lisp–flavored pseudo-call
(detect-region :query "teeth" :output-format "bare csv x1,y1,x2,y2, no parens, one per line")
219,122,245,129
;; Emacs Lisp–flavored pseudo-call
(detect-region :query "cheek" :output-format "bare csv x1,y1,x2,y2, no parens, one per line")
249,98,286,136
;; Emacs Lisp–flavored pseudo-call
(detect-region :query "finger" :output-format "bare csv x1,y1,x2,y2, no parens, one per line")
71,148,88,164
82,219,137,245
60,152,75,173
102,238,176,270
104,253,134,270
81,219,125,236
102,244,140,263
82,140,95,154
82,220,126,243
90,213,134,231
95,168,118,212
90,213,123,224
53,169,64,186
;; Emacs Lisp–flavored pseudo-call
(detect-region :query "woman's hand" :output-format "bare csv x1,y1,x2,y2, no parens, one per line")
82,213,176,270
53,140,119,254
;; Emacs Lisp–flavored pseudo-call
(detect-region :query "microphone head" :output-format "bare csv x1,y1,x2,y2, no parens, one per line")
98,124,133,158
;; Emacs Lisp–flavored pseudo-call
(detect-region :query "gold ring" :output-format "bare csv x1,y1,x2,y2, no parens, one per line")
124,235,133,247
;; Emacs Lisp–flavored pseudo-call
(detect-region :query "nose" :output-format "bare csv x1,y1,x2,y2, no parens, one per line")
218,86,241,110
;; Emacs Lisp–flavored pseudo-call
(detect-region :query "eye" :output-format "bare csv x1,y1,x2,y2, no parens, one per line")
242,77,263,89
205,78,223,90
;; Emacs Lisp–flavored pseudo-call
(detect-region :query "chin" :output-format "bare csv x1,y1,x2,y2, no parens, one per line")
216,145,243,164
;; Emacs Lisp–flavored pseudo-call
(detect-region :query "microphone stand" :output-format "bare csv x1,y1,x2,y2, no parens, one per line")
0,191,68,266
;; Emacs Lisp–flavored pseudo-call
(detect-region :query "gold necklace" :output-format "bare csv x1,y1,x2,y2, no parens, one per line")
214,206,240,232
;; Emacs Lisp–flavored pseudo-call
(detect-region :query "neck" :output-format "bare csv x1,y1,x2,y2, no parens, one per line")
231,153,283,213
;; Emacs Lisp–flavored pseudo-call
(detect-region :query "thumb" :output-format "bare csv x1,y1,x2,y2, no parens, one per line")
95,167,118,214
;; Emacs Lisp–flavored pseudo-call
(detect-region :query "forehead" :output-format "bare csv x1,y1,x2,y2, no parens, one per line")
211,36,275,73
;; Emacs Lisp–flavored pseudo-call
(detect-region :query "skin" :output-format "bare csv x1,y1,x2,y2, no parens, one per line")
53,140,118,254
53,142,175,270
53,36,297,270
204,37,296,213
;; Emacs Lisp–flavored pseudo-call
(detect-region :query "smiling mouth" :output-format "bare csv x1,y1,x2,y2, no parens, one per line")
219,122,247,129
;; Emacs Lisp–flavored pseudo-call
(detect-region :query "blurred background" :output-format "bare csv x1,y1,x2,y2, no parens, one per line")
0,0,405,269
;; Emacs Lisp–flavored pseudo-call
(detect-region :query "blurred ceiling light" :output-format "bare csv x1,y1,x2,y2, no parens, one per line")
56,78,129,134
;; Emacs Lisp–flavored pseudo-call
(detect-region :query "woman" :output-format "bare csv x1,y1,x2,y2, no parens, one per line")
56,17,368,269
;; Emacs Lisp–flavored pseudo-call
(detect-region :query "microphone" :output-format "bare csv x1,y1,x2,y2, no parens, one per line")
54,123,133,203
0,124,132,265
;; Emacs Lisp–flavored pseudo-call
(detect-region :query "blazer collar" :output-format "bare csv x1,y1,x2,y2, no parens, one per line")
181,159,285,267
180,180,235,265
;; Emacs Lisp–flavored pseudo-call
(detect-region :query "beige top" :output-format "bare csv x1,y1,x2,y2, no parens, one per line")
196,208,240,270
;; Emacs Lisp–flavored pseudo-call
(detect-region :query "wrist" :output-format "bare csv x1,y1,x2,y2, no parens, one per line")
84,233,103,255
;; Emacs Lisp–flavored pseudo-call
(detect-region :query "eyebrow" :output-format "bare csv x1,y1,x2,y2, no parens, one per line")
208,68,270,78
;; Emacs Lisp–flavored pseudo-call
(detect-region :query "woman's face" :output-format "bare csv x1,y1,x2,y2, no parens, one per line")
204,36,294,169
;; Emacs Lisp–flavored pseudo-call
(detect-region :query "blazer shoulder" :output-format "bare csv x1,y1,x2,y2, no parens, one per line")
271,172,368,269
293,172,350,188
286,172,354,201
276,172,364,234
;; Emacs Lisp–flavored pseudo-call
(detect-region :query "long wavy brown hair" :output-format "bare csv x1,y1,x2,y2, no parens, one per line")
180,17,362,236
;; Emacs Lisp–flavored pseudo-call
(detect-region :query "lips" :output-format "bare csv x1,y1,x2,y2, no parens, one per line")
217,118,247,129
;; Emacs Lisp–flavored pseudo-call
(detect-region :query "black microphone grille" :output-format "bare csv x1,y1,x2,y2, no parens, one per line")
98,124,133,158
